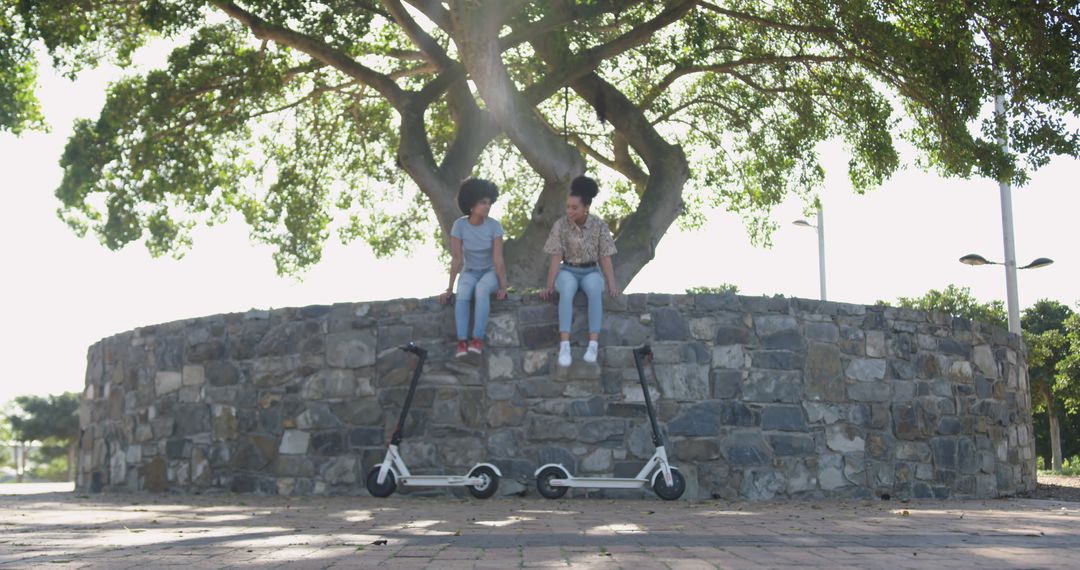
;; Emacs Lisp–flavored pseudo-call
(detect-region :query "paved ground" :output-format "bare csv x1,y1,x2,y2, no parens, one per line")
0,485,1077,569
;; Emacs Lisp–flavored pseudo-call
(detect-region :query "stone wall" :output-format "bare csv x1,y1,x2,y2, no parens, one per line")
77,293,1036,500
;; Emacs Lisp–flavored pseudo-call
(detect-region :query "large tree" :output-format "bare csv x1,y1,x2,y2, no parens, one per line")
1024,300,1076,473
3,1,1079,286
8,392,81,482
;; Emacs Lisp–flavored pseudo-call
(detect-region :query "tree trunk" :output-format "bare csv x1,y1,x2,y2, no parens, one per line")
15,442,24,483
67,440,77,482
451,1,586,287
1039,382,1063,472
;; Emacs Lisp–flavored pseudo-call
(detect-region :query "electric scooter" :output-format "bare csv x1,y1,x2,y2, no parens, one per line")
534,344,686,500
365,343,501,499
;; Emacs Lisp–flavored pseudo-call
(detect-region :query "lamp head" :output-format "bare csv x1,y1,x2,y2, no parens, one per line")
959,254,992,266
1021,257,1054,270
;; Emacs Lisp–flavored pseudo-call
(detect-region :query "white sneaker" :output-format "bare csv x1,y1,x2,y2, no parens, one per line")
558,342,572,367
583,341,598,364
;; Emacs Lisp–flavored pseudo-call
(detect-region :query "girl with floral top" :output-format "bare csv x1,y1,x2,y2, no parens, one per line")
539,175,619,367
438,178,509,357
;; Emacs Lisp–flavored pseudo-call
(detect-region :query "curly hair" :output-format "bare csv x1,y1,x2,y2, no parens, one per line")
570,175,599,205
457,178,499,215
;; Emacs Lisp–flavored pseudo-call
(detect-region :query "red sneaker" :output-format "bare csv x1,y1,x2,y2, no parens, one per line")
455,341,468,358
468,339,483,354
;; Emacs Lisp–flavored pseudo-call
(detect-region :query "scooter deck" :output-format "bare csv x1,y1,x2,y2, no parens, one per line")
550,477,649,489
399,475,485,487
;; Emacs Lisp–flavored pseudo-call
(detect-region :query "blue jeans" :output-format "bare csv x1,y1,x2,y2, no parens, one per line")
555,266,605,334
455,269,498,340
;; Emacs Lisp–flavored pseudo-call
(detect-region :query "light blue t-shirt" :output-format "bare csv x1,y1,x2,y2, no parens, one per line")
451,216,505,272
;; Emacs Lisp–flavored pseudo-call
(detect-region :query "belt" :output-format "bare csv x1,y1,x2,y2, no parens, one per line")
562,260,597,268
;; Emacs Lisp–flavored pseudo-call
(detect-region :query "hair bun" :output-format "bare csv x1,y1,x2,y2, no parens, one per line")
570,175,599,201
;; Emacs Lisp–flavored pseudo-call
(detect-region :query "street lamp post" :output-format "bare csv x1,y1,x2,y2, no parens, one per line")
793,207,826,301
958,253,1054,333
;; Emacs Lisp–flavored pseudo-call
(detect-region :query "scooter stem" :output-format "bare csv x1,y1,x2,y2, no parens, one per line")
390,344,427,446
633,344,664,448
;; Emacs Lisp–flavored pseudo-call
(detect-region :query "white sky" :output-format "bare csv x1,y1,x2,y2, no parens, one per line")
0,50,1077,406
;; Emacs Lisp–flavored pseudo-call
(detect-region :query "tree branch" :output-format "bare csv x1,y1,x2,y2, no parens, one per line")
524,0,696,104
213,1,406,108
382,0,454,70
641,53,847,107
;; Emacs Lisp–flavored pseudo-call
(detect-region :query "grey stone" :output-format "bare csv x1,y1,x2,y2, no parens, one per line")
754,315,798,337
818,454,849,490
295,404,340,430
761,329,804,351
487,313,517,347
847,382,891,402
487,351,516,381
866,330,886,357
579,419,625,443
537,446,577,471
711,345,747,369
279,430,310,455
301,369,371,400
743,370,801,403
761,405,806,431
825,423,865,453
581,449,613,472
155,371,182,395
805,322,839,343
931,437,958,470
669,401,756,436
326,329,377,368
486,429,521,458
651,308,688,341
804,344,844,401
711,370,743,399
720,431,772,466
847,358,887,382
741,469,786,500
655,363,709,400
768,433,815,456
714,325,751,345
348,427,384,447
751,350,805,370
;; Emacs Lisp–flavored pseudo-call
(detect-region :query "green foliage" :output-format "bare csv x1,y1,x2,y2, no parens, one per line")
1037,455,1080,477
1058,311,1080,413
8,392,79,444
892,284,1007,329
686,283,739,295
4,1,1078,274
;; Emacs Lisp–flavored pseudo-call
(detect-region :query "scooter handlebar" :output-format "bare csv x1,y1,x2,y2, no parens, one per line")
633,344,653,360
399,342,427,357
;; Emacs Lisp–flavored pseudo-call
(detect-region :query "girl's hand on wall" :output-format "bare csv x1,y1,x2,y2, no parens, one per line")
539,287,555,301
438,290,453,305
496,287,508,300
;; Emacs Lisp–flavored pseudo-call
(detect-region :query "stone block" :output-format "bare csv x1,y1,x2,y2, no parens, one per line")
761,405,806,431
743,370,801,403
326,328,377,368
487,313,518,347
803,344,844,401
182,365,205,386
826,423,865,453
155,371,182,395
655,363,709,400
720,431,772,466
846,358,887,382
279,430,310,455
712,345,747,369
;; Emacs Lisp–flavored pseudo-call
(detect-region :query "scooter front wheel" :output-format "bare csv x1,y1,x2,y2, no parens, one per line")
366,467,397,498
467,466,499,499
653,468,685,501
536,466,569,499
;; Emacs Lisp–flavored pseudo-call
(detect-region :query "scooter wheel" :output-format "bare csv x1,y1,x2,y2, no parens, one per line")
467,466,499,499
653,468,685,501
366,467,396,498
536,466,569,500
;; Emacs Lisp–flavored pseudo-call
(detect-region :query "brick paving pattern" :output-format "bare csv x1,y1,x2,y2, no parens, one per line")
0,488,1076,569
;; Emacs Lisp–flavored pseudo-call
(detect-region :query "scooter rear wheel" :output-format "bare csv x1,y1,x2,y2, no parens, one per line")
467,466,499,499
536,466,569,499
366,467,397,498
652,468,685,501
